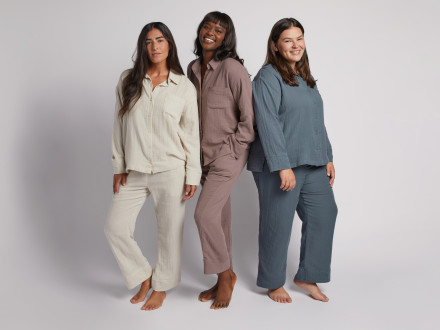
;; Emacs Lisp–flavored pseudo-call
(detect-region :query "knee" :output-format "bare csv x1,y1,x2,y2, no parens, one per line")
104,218,125,241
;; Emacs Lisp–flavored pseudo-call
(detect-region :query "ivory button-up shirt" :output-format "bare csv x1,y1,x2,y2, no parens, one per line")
187,58,255,165
111,70,202,185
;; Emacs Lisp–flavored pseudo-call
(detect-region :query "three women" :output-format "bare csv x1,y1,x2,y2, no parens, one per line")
105,15,337,310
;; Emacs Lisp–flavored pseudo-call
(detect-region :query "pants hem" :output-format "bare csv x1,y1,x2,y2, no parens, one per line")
204,260,231,275
126,265,153,290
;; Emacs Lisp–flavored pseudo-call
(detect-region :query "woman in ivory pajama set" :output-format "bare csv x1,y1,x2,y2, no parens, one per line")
104,22,201,311
248,18,338,303
187,11,255,310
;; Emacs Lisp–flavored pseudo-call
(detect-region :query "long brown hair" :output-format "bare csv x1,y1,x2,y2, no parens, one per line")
193,11,243,65
119,22,184,117
265,18,315,88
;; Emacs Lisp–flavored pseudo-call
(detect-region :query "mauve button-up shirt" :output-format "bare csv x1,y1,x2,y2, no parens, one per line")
247,64,333,172
187,58,255,165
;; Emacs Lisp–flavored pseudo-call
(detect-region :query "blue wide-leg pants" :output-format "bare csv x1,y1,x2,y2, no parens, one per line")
253,164,338,289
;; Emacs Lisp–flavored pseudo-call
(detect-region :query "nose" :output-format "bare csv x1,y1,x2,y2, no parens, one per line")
292,40,298,48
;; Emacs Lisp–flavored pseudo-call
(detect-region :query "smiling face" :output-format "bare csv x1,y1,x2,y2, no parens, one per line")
145,28,169,65
198,21,226,52
274,26,305,70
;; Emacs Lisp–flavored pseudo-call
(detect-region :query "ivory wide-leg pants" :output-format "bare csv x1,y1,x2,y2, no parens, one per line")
253,164,338,289
194,151,248,274
104,167,186,291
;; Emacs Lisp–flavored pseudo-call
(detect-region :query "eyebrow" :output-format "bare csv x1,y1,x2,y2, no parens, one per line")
146,36,165,41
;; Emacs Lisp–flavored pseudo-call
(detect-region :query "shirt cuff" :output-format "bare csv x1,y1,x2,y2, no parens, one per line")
112,159,126,174
185,169,202,186
266,154,291,172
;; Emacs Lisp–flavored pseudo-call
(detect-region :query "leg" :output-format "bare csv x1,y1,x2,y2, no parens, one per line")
195,152,247,309
104,171,152,298
294,166,338,302
142,167,186,310
254,167,303,290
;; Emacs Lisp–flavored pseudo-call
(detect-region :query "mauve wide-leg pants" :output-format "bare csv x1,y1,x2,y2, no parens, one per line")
194,150,248,274
253,164,338,289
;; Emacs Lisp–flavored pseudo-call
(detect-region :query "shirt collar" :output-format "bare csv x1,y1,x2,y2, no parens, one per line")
192,58,220,75
144,70,181,87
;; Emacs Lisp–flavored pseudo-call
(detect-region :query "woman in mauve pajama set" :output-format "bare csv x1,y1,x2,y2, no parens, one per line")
248,18,338,304
187,11,255,310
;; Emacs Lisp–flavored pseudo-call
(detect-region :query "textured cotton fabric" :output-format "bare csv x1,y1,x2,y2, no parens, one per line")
248,65,333,173
194,151,249,274
253,164,337,289
112,70,201,185
105,167,186,291
187,58,255,165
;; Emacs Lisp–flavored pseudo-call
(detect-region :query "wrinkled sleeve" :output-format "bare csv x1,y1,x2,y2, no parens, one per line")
325,126,333,162
253,69,290,172
111,75,126,174
179,85,202,185
228,63,255,151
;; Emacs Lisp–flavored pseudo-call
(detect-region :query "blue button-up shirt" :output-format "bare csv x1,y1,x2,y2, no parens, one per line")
247,65,333,172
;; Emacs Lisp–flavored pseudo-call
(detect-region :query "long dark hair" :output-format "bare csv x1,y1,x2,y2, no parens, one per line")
265,18,315,88
193,11,243,65
119,22,184,117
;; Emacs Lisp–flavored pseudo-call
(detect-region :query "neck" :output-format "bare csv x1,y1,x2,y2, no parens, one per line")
202,51,215,66
147,62,169,77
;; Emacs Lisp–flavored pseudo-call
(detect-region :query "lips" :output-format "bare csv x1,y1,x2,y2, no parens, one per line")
203,36,215,44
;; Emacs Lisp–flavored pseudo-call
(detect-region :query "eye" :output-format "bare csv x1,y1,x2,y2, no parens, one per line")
216,29,222,34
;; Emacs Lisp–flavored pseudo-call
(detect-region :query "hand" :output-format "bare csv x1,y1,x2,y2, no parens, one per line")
326,162,335,187
279,169,296,191
113,173,127,194
183,184,197,200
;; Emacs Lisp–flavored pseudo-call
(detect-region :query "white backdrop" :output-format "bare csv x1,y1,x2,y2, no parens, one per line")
1,0,439,329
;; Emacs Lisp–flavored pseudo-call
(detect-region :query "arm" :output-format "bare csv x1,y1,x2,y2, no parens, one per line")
252,69,290,172
178,86,202,188
228,63,255,150
111,75,127,193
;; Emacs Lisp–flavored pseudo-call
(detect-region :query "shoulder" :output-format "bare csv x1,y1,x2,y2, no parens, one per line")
187,59,198,73
254,65,281,83
221,58,250,82
174,74,197,99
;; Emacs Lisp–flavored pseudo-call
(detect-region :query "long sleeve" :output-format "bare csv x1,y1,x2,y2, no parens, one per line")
111,75,126,174
178,88,202,185
325,126,333,162
253,69,290,172
228,63,255,151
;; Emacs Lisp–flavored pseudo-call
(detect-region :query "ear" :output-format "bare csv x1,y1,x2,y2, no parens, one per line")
273,41,278,52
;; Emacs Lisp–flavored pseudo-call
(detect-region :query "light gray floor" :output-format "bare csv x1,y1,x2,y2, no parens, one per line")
3,172,439,330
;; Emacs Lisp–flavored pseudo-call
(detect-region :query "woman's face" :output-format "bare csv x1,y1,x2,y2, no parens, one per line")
199,21,226,52
145,28,169,65
274,26,305,68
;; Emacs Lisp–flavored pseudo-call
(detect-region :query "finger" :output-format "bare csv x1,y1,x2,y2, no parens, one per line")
121,175,127,186
185,185,191,195
188,186,196,199
114,178,120,194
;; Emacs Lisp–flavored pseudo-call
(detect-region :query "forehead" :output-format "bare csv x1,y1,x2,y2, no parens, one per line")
279,26,303,39
203,20,226,30
146,28,164,39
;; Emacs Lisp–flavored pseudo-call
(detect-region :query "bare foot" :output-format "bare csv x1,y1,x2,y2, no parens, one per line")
199,282,218,302
294,279,329,302
268,286,292,303
141,291,166,311
210,269,237,310
130,277,152,304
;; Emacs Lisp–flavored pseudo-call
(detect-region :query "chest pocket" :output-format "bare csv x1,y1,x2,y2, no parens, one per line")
207,87,232,110
164,94,185,121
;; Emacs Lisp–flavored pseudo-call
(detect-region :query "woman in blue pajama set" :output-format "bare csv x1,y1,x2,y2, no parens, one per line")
248,18,338,303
